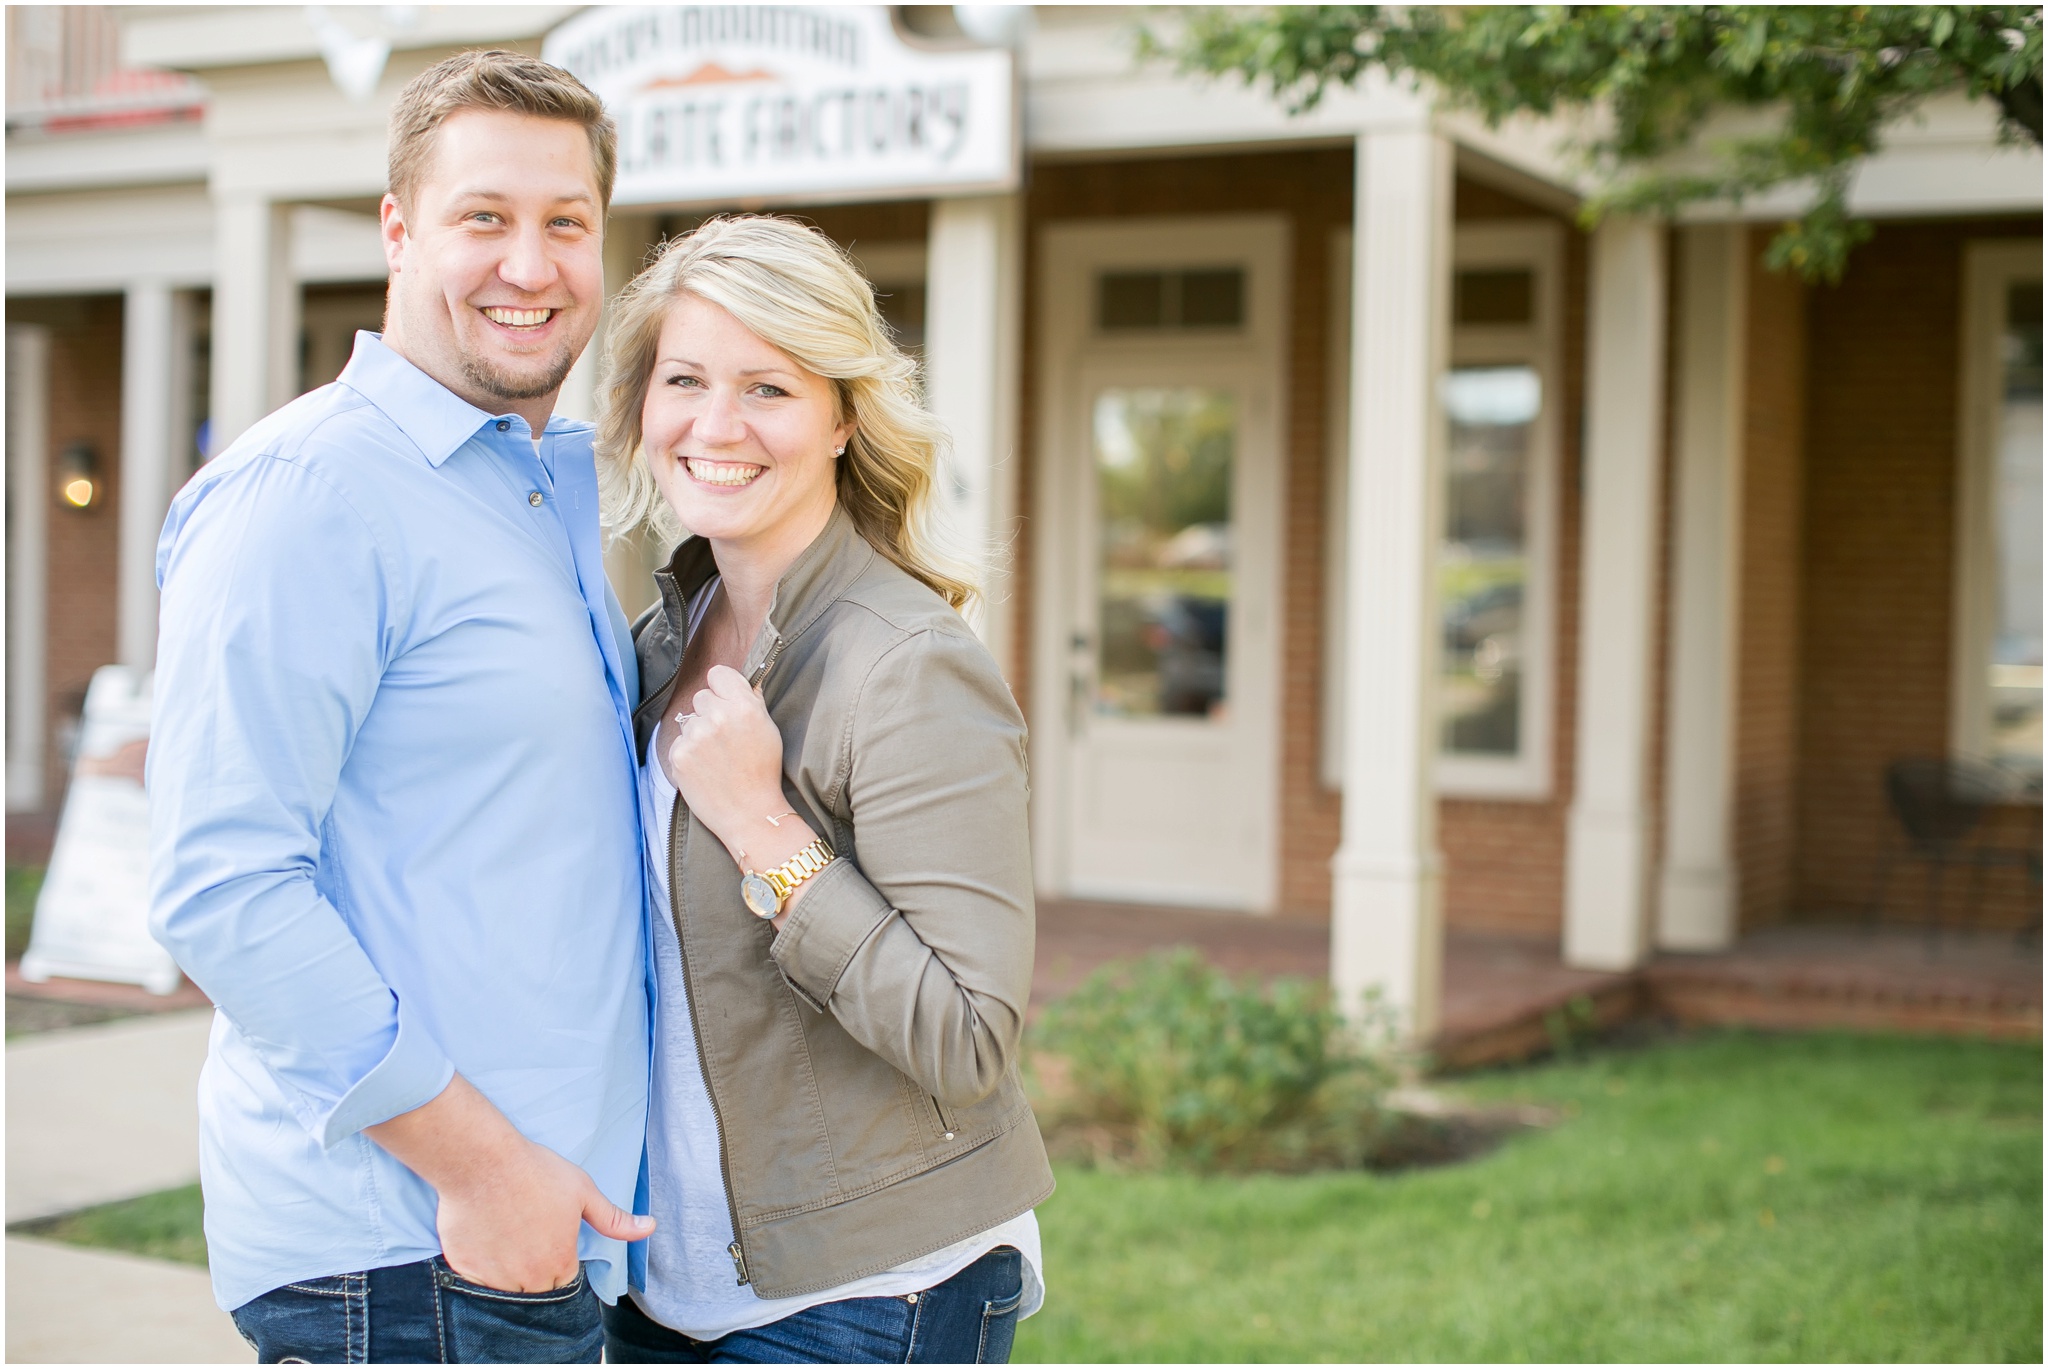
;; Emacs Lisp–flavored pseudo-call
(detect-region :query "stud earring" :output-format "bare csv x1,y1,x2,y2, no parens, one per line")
834,445,846,456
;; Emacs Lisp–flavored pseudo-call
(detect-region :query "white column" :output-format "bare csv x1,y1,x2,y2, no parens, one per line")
1330,128,1453,1037
924,193,1024,674
7,325,52,812
210,195,299,454
1657,226,1748,951
118,282,179,671
1563,218,1670,971
580,213,665,618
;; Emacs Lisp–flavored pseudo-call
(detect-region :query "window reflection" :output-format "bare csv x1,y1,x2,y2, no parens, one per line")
1441,366,1538,756
1094,388,1235,719
1993,282,2043,780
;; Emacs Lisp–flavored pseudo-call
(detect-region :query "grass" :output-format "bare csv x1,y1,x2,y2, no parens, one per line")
1015,1031,2042,1363
14,1184,207,1267
15,1032,2037,1361
7,865,44,960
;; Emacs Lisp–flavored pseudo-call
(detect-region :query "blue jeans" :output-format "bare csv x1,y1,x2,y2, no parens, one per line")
600,1246,1025,1364
229,1257,602,1363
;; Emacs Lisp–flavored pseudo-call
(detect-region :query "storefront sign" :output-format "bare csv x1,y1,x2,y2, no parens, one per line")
544,6,1017,207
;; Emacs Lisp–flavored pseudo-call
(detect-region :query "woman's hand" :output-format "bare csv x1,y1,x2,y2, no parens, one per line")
667,665,815,890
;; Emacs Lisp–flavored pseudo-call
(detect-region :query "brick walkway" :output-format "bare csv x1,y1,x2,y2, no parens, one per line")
1033,899,2043,1066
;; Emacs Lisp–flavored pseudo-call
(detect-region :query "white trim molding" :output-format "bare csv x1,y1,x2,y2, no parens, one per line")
1950,238,2045,775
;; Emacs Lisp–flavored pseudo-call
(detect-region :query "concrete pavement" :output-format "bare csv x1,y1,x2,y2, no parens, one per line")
5,1237,250,1363
7,1008,212,1222
6,1007,246,1362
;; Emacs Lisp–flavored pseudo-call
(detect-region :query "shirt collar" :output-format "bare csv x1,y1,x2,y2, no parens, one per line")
337,331,500,468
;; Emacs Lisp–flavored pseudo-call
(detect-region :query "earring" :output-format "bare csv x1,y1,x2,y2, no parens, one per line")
834,445,846,456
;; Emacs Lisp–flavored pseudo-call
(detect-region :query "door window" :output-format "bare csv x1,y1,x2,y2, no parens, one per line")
1092,387,1237,719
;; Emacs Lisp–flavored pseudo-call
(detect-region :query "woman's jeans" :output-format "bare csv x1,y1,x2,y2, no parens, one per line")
600,1246,1026,1364
229,1257,601,1363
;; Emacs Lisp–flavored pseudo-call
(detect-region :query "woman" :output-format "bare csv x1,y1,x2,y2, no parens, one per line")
593,215,1054,1364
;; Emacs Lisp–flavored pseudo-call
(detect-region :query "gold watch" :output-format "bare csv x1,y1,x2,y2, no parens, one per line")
740,838,835,920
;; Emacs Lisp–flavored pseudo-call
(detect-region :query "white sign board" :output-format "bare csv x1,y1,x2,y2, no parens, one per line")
544,6,1017,208
21,665,183,995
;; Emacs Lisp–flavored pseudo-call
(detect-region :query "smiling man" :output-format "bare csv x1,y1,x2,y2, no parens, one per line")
149,52,651,1363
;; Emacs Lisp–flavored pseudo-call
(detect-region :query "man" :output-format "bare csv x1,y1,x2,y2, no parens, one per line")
150,51,651,1363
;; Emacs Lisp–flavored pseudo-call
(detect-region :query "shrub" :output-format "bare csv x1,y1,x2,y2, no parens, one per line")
1030,949,1397,1172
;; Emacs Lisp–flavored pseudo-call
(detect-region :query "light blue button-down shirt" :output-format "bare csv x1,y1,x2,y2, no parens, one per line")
149,332,649,1312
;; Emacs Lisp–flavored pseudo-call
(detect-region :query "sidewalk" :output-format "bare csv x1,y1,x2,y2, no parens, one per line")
6,1237,249,1363
7,1009,212,1222
6,1008,246,1362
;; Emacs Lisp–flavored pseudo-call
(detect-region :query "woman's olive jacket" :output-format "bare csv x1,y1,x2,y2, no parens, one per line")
630,507,1054,1301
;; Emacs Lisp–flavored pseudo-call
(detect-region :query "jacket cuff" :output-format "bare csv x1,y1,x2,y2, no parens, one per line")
770,858,892,1012
318,997,457,1149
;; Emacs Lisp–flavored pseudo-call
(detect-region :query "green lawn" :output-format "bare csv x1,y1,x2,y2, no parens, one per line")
15,1032,2037,1361
15,1183,207,1267
1016,1031,2041,1363
7,865,44,960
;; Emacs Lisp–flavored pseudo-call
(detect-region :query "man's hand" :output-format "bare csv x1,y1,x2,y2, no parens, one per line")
366,1074,653,1292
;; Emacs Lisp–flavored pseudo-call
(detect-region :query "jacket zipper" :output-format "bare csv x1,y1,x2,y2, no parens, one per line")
669,788,752,1286
666,631,790,1288
746,633,788,689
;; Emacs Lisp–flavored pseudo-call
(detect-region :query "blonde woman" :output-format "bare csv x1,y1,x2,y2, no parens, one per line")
596,216,1052,1364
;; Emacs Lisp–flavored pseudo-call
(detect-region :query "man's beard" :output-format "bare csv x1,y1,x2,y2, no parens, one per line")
459,343,577,403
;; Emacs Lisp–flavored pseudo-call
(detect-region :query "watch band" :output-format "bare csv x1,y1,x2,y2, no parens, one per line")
761,837,835,901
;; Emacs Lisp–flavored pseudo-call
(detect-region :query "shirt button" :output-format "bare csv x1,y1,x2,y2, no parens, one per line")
528,491,543,507
943,1131,955,1141
496,419,511,432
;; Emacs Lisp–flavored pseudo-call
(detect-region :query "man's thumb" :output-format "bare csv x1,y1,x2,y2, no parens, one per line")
582,1193,656,1241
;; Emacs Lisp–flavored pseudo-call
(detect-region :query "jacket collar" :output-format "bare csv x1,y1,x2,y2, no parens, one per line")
641,505,877,730
659,504,875,665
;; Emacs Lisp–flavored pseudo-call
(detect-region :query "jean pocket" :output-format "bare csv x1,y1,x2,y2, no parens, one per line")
429,1257,589,1304
975,1286,1024,1363
277,1273,362,1297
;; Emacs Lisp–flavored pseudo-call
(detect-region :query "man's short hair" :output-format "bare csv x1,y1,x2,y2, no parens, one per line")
387,50,617,210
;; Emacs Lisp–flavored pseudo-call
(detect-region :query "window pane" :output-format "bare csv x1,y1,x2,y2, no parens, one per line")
1455,269,1535,326
1099,272,1165,329
1440,366,1539,756
1094,388,1235,719
1992,279,2043,778
1179,269,1245,327
1097,269,1246,330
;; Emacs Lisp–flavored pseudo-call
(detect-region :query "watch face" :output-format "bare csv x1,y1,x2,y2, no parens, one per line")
740,873,780,920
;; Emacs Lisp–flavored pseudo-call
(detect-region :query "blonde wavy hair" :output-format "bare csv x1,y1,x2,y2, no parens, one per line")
595,215,975,610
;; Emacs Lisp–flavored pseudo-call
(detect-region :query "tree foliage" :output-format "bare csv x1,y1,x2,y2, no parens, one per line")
1163,6,2044,281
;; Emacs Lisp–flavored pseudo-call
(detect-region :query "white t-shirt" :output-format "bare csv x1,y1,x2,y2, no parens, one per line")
635,727,1044,1341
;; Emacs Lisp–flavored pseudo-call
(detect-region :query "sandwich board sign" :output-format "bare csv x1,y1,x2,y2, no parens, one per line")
21,665,183,995
543,5,1018,208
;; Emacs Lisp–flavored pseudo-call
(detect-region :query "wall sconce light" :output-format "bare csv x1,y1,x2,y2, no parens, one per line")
57,440,100,511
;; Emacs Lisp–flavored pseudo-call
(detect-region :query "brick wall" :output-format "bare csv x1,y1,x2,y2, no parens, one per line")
1734,229,1808,930
1798,216,2041,928
8,293,125,813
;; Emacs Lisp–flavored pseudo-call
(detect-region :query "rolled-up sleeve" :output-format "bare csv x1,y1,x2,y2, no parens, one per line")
770,625,1035,1108
149,452,454,1147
